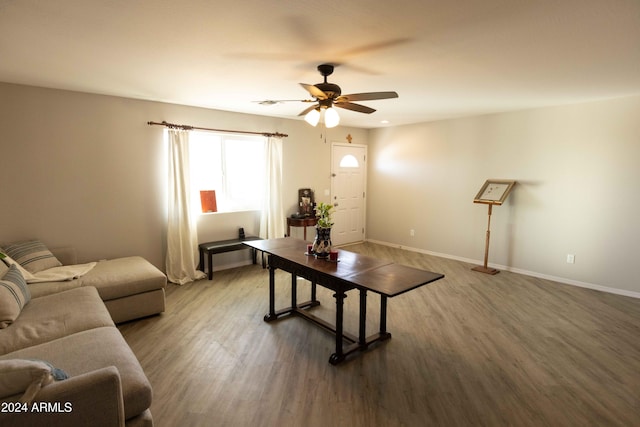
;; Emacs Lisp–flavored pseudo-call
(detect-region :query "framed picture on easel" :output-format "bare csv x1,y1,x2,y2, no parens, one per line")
472,179,516,275
474,180,516,205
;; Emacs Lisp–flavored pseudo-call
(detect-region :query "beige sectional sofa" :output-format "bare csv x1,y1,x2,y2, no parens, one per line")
0,241,167,426
28,247,167,324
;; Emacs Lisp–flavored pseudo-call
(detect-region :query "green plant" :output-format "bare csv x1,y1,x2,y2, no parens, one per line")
315,202,334,228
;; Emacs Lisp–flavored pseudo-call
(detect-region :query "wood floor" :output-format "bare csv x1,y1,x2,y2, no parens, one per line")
118,243,640,427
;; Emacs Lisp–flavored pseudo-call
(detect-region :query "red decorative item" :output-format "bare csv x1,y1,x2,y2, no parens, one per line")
200,190,217,213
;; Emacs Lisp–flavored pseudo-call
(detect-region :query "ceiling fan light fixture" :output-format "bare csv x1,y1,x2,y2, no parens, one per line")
304,108,321,126
293,64,397,128
324,107,340,128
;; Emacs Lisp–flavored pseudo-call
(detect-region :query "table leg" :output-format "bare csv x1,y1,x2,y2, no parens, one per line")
379,295,391,339
329,291,346,365
359,289,368,347
291,273,297,308
198,248,204,271
303,226,307,240
311,281,317,302
264,265,278,322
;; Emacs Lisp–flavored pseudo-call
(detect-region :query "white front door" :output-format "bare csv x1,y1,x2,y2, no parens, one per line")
330,143,367,246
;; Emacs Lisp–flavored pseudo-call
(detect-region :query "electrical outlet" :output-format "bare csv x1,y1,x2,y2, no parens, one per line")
410,229,415,237
566,254,575,264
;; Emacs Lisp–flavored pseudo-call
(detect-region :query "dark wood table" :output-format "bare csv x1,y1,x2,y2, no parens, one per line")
244,238,444,364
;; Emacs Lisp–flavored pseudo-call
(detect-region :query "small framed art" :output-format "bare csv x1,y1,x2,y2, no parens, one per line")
473,180,516,205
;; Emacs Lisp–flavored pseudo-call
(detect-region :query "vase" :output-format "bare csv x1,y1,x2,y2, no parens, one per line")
312,227,332,258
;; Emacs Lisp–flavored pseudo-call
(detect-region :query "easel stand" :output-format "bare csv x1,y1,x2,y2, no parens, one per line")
472,203,500,275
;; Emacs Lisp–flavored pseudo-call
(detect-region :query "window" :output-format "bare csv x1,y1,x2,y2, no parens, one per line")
189,131,265,213
339,154,359,168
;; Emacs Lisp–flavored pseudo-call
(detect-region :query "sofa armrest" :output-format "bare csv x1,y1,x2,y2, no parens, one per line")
0,366,125,427
50,247,77,266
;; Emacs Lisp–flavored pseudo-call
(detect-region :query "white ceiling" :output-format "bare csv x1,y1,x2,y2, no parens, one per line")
1,0,639,128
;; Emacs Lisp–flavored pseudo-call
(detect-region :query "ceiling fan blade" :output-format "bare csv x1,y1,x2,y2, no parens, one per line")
253,99,314,105
298,104,320,116
334,102,376,114
336,91,399,102
300,83,328,100
338,38,412,57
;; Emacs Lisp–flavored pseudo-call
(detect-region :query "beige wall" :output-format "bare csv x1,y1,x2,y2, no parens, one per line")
0,82,367,270
367,95,640,296
2,82,638,296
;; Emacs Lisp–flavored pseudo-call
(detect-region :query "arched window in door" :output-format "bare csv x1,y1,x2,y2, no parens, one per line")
339,154,359,168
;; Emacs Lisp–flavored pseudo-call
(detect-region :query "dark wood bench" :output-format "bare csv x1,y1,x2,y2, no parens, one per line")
198,236,263,280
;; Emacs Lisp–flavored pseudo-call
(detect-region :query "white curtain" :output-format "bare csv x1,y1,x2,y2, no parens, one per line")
260,136,285,239
166,129,206,284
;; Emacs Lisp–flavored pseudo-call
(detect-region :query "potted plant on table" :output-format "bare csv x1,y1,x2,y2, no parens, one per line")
312,202,334,258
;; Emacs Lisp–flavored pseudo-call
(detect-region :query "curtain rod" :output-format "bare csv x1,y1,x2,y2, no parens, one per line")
147,121,288,138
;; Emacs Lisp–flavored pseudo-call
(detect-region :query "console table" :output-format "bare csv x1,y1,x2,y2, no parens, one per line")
243,238,444,364
286,216,317,240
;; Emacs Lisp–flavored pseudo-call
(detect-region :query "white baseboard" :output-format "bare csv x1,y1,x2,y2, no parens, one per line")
365,239,640,299
208,259,255,273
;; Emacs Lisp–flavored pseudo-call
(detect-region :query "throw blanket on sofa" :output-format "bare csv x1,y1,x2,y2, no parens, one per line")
26,263,97,283
2,251,96,283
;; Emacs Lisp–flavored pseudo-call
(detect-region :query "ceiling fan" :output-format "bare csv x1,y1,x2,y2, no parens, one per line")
260,64,399,128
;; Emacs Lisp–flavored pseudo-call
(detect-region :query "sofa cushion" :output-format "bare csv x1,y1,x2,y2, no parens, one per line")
80,256,166,300
24,257,166,300
0,286,114,354
1,327,153,420
0,359,68,403
2,240,61,274
0,265,30,329
27,278,81,299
